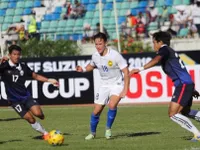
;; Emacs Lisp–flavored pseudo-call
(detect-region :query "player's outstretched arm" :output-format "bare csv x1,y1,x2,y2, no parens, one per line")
76,64,94,72
129,55,162,76
120,67,130,98
32,72,59,87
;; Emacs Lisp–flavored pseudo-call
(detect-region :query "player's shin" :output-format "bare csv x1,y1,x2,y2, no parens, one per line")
31,121,48,135
188,110,200,122
90,113,100,135
106,108,117,129
170,113,200,136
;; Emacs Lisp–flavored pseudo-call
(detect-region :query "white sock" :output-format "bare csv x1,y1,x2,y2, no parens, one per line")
195,111,200,121
31,121,48,135
170,113,200,136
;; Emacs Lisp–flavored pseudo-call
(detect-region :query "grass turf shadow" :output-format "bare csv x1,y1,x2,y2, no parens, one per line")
113,131,161,138
0,139,22,144
0,118,21,122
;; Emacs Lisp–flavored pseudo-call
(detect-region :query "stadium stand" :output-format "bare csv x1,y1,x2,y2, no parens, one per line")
0,0,198,42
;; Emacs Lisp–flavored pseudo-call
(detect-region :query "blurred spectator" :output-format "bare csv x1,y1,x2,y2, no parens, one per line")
174,5,193,33
137,12,146,25
70,0,86,19
6,26,19,45
136,21,145,40
159,5,169,26
95,23,110,39
18,25,28,42
82,23,94,43
63,1,72,20
192,0,200,36
121,11,137,39
146,1,158,22
27,10,40,40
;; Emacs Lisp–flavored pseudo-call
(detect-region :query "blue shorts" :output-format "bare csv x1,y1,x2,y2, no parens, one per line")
11,97,39,118
171,84,194,107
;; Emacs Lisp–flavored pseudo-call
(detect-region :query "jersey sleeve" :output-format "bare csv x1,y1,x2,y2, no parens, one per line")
25,64,34,77
89,54,96,67
116,52,127,70
0,62,8,73
157,47,169,58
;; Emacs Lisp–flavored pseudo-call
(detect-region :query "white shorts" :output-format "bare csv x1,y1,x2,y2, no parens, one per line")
94,84,124,105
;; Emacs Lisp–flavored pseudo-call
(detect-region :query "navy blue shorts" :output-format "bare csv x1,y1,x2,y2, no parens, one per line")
171,84,194,107
11,97,39,118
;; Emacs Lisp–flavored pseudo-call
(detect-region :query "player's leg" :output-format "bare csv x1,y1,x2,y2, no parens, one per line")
181,98,200,122
85,86,109,140
169,84,200,140
11,101,47,137
105,85,123,139
25,98,49,139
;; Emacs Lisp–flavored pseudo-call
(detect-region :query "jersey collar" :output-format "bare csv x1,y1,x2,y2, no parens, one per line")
8,60,22,70
161,44,167,48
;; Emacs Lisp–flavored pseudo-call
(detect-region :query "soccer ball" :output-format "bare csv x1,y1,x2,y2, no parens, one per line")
48,130,64,146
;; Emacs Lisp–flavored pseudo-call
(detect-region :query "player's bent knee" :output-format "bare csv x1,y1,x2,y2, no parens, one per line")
24,117,35,124
35,113,45,120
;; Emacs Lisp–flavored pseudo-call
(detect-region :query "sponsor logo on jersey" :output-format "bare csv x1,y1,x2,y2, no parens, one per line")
108,60,113,67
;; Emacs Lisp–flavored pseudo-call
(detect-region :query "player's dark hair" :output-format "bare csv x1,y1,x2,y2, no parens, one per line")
8,45,22,54
93,32,107,42
153,31,172,46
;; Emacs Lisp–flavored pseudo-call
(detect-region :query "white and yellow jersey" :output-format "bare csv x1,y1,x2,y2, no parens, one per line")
90,48,127,85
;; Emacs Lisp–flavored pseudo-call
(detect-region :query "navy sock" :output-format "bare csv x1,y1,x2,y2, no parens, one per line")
188,109,198,117
90,113,99,134
188,109,200,121
106,108,117,129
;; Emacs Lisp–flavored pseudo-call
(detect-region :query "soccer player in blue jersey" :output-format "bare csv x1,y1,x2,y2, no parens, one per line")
129,31,200,141
0,45,59,140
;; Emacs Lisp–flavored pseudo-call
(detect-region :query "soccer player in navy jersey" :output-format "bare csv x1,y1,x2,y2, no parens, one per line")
0,45,59,140
129,31,200,141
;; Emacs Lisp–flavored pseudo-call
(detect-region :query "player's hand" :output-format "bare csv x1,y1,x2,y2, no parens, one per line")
48,78,59,87
76,66,83,72
193,90,200,99
119,89,127,98
129,69,140,76
0,56,9,63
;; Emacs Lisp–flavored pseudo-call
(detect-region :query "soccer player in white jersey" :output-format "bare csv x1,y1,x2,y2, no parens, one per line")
76,32,129,140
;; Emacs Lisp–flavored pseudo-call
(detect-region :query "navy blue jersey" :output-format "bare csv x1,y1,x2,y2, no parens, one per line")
0,61,33,102
157,45,193,86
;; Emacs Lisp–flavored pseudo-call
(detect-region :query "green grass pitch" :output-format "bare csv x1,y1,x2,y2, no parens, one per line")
0,104,200,150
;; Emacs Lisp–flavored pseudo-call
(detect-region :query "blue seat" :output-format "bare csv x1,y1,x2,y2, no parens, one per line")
0,9,6,16
36,22,41,30
63,34,69,40
81,0,89,5
54,6,62,14
138,1,148,8
104,3,113,10
131,9,137,16
165,0,173,6
34,1,41,7
51,13,60,20
8,2,16,8
44,14,52,21
72,34,82,41
23,8,32,15
118,16,126,24
89,0,98,3
136,8,146,14
87,4,96,11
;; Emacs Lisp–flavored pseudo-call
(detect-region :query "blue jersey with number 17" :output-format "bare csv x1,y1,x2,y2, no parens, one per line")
157,45,193,87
